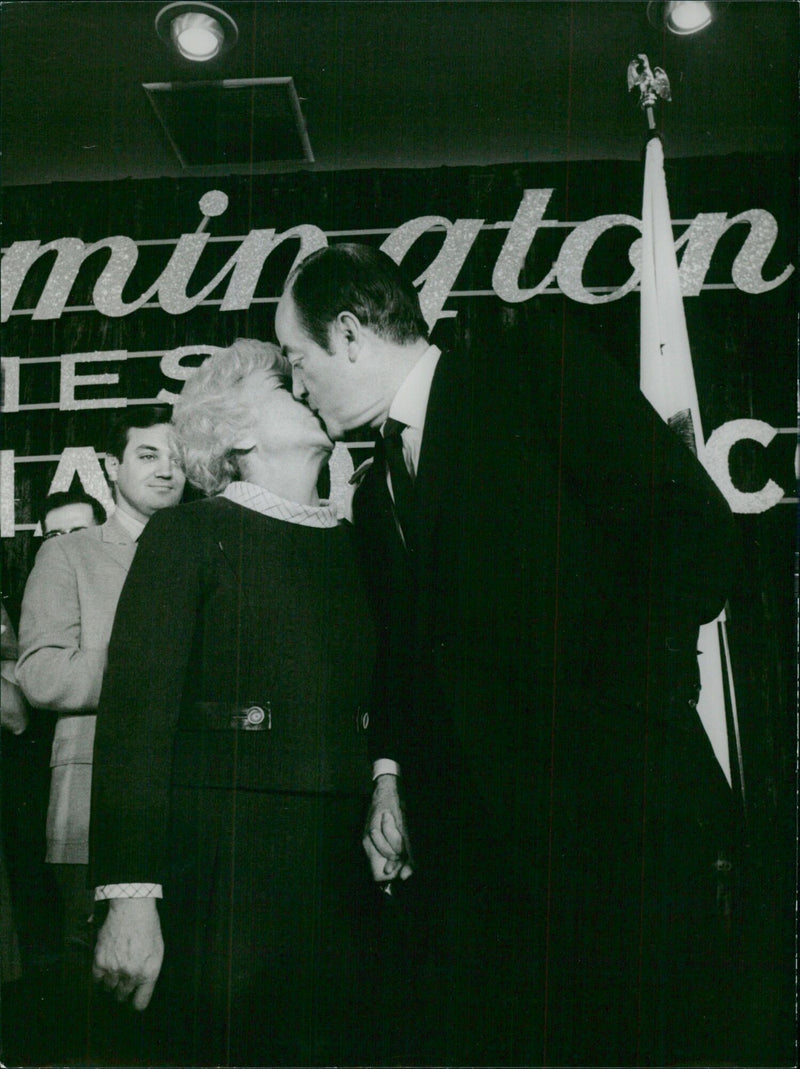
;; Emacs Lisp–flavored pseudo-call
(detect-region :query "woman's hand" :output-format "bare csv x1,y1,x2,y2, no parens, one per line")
93,897,164,1011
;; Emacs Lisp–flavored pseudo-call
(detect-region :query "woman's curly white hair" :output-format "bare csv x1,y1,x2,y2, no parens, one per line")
172,338,291,495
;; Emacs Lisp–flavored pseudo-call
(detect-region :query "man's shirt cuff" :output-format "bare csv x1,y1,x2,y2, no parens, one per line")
373,758,401,779
95,883,163,900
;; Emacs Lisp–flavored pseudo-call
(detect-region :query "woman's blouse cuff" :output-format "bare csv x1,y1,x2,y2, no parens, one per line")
95,883,163,900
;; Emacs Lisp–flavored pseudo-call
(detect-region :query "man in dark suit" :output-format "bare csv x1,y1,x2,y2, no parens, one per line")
275,243,739,1066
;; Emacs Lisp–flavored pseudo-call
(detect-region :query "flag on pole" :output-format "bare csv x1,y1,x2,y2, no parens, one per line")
639,132,738,788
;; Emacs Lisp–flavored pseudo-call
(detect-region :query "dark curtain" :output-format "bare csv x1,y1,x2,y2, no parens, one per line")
2,154,796,1063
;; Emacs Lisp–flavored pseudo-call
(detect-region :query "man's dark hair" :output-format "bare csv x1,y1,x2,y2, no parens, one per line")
285,244,429,351
39,488,107,528
104,404,174,462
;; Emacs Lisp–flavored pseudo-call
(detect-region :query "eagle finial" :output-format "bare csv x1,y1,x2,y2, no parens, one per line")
627,53,672,110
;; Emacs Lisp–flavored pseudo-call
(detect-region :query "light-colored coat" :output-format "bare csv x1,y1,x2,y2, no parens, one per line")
17,514,136,863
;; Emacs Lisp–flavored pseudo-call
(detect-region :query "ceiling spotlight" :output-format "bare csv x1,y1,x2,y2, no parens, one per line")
172,14,223,60
648,1,716,36
155,3,238,62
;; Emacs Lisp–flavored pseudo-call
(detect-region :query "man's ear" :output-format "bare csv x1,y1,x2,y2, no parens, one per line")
333,310,363,361
105,455,119,484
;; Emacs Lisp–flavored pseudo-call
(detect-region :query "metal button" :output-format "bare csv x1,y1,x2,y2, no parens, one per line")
244,705,266,727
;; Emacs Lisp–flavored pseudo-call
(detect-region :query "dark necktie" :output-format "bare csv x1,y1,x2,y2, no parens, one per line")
377,418,416,550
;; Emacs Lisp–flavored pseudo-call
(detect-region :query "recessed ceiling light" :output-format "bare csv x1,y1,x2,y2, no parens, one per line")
648,1,717,36
155,3,238,62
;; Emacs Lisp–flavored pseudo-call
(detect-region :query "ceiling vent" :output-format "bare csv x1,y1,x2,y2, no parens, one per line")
143,77,313,168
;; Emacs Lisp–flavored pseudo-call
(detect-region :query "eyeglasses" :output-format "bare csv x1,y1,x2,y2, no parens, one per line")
42,525,89,540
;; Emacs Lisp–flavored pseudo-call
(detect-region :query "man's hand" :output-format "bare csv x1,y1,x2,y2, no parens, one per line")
363,774,414,884
92,897,164,1011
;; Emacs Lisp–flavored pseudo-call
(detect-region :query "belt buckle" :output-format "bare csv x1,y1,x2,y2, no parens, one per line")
231,703,270,731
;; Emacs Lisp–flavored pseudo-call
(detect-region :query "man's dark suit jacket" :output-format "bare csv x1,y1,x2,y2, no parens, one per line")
352,316,739,1065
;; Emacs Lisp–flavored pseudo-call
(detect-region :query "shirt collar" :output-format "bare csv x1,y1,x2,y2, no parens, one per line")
221,481,338,529
387,345,441,434
111,506,146,542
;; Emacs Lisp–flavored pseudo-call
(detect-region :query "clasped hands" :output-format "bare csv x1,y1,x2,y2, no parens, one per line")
362,773,414,888
92,776,411,1013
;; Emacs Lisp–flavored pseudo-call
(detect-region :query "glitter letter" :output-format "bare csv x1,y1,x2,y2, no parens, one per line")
220,226,328,312
557,215,641,305
704,419,785,514
0,451,15,537
60,352,127,411
1,238,146,322
381,217,483,329
1,357,20,413
728,210,794,294
158,345,227,403
673,211,795,297
47,447,115,517
492,189,556,302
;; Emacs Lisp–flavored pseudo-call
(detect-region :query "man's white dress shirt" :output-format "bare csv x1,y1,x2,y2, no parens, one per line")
372,345,441,781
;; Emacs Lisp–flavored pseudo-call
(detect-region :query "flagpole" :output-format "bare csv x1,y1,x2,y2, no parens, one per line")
628,53,748,816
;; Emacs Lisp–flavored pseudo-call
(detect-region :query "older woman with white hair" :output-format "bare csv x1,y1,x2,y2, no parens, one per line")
89,339,380,1067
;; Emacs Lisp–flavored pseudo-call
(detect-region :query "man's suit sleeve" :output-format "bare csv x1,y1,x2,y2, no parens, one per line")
90,508,201,887
17,539,106,711
351,473,414,769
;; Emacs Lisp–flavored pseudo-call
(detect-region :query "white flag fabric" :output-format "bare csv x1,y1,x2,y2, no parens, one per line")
639,134,733,786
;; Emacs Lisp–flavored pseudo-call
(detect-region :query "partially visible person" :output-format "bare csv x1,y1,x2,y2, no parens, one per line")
1,601,26,992
40,488,106,540
1,601,28,739
2,489,102,1062
90,340,379,1067
16,406,185,1057
1,591,57,1067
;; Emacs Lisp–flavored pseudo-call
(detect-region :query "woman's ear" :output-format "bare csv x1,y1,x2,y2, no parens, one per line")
230,387,257,452
231,430,256,452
